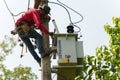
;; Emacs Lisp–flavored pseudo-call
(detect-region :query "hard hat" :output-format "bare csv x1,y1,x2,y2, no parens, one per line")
39,4,51,14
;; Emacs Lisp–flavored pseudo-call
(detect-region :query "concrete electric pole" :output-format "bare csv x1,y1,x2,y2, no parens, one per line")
39,0,51,80
34,0,51,79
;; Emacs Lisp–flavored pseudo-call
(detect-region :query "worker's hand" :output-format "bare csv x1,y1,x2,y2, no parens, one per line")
11,30,17,35
49,32,54,36
44,15,51,21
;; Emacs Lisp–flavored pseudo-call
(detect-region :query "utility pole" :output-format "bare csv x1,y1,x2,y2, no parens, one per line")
40,0,51,80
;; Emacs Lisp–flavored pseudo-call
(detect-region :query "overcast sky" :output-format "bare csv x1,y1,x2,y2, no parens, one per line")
1,0,120,80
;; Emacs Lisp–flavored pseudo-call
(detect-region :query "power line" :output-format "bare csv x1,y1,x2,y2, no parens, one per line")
57,0,83,24
3,0,25,23
49,1,83,33
56,0,83,33
3,0,15,23
49,1,72,24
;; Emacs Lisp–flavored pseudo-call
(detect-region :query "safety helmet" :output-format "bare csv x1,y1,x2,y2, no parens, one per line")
39,4,51,14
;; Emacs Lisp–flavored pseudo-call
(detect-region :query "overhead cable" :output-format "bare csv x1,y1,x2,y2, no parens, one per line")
49,1,83,33
3,0,25,23
3,0,15,22
57,0,83,24
49,1,72,24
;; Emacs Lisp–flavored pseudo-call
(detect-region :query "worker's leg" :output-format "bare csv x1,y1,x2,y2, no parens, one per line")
34,35,44,54
28,29,54,58
28,28,45,55
20,37,41,64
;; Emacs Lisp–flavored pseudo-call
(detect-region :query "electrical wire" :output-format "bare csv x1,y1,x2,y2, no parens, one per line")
73,24,81,33
49,1,72,24
57,0,83,24
56,0,83,33
3,0,15,23
49,1,83,33
3,0,25,23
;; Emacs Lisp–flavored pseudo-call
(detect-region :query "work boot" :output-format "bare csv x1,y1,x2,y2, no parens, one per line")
50,47,57,53
41,48,57,58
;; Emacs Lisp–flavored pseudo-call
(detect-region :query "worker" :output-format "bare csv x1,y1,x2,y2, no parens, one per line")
11,5,53,66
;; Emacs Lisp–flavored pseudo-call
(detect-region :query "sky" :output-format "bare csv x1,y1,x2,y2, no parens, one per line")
1,0,120,80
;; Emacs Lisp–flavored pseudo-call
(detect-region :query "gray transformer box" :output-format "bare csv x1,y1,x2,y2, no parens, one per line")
54,33,84,64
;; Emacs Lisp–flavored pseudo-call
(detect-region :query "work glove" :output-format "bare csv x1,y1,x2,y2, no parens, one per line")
11,29,17,35
49,32,54,36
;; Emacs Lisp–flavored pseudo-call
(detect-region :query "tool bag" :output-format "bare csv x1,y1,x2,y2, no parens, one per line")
17,21,30,35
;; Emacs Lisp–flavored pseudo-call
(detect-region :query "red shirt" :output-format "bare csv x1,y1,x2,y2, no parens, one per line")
15,8,49,34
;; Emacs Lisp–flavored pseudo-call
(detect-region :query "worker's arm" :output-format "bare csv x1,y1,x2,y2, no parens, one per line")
11,26,22,35
31,9,49,34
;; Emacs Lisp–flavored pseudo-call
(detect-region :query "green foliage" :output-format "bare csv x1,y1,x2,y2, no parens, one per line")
0,64,38,80
0,35,16,62
0,35,38,80
76,17,120,80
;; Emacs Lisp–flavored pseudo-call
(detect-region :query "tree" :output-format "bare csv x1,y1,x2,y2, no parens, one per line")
76,17,120,80
0,35,38,80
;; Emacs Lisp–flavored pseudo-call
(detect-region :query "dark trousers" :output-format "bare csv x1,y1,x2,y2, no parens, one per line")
18,28,44,64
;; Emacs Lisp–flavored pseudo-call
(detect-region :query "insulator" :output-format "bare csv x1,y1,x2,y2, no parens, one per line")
67,25,74,33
